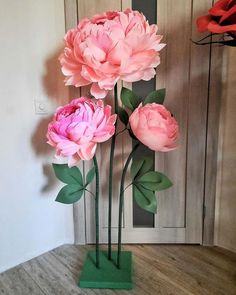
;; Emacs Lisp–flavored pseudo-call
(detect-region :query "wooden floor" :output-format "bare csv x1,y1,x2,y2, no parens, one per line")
0,245,236,295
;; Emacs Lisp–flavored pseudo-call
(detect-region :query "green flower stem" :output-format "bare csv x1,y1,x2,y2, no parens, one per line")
117,143,139,269
108,84,118,260
93,155,100,268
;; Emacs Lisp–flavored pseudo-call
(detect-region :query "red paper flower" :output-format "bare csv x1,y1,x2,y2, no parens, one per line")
197,0,236,36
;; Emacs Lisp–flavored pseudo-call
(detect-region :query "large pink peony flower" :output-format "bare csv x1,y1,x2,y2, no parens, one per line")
47,97,116,166
59,9,165,99
129,103,179,152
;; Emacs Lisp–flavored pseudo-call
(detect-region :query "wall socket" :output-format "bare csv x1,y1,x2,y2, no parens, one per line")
34,100,49,114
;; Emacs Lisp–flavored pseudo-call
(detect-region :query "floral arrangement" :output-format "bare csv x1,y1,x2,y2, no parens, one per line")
194,0,236,46
47,9,179,288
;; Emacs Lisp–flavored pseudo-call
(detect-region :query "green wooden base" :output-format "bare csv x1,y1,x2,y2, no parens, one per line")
79,250,133,289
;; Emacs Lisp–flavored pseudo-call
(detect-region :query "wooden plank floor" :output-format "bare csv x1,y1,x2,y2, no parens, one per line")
0,245,236,295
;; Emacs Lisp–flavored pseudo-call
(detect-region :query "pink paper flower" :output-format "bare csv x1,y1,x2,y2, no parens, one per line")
47,97,116,166
59,9,165,99
129,103,179,152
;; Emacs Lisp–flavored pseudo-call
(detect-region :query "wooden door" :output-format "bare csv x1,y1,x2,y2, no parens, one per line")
66,0,213,244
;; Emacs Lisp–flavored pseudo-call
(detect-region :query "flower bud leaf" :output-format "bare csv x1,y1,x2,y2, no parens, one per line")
56,184,84,204
143,88,166,105
85,166,95,186
133,184,157,213
118,107,129,126
131,158,145,180
121,87,139,111
52,164,83,185
131,155,153,180
137,171,172,191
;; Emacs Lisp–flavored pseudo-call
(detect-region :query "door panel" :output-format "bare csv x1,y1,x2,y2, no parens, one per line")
156,0,192,229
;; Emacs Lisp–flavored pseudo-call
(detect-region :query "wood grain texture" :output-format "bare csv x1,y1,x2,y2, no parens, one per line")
156,0,216,244
120,0,133,232
121,0,131,10
122,81,133,233
156,0,192,229
64,0,78,30
214,47,236,252
77,0,121,18
1,245,236,295
0,266,45,295
22,251,84,295
185,0,212,243
203,36,223,246
64,0,86,245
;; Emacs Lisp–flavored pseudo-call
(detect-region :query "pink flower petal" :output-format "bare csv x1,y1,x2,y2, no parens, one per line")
78,142,97,160
57,140,79,156
90,83,108,99
68,153,81,167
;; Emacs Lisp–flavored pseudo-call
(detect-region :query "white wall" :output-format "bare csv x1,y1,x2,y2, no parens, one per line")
0,0,74,272
215,47,236,253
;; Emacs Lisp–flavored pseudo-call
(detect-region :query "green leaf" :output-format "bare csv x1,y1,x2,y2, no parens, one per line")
121,87,139,111
56,184,84,204
136,171,173,191
131,158,145,180
137,156,153,178
143,88,166,105
53,164,83,185
131,156,153,180
86,166,95,186
118,107,129,126
133,184,157,213
52,164,83,185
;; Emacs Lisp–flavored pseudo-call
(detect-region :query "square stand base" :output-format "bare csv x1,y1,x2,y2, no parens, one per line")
78,250,133,289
